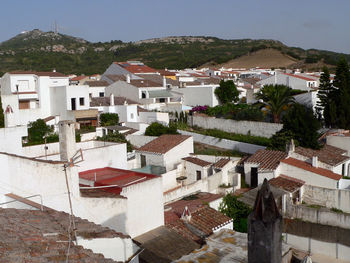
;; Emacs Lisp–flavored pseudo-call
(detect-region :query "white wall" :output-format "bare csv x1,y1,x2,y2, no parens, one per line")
163,137,194,171
327,135,350,156
89,86,106,98
279,162,338,189
175,85,219,107
190,115,282,138
179,130,265,154
0,126,27,155
127,135,157,148
139,111,169,125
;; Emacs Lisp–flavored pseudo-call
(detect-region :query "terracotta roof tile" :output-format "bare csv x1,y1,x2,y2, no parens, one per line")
137,134,191,154
269,174,305,193
85,80,109,87
114,61,157,74
281,158,342,181
245,150,287,171
0,207,129,262
212,158,231,168
284,73,315,81
182,157,212,167
295,145,349,166
70,75,88,81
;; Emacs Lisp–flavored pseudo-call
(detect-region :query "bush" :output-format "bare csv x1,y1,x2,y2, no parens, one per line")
205,103,264,121
27,119,53,143
145,122,178,136
100,113,119,126
97,132,132,152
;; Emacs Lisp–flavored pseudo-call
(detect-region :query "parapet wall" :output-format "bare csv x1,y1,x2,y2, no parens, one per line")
189,115,282,138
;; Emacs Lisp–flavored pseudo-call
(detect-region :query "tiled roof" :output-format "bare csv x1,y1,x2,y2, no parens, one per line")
283,73,315,82
164,192,223,223
213,158,231,168
134,226,200,263
157,69,177,76
281,158,342,181
137,134,191,154
269,174,305,193
85,80,109,87
114,61,157,74
245,150,287,171
295,145,349,166
137,106,150,113
9,71,66,77
166,206,232,243
182,156,212,167
90,96,138,106
137,73,180,86
0,208,129,262
70,75,88,81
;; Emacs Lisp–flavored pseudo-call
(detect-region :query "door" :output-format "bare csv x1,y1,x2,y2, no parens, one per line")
71,98,76,110
141,155,146,167
251,167,258,188
196,170,202,181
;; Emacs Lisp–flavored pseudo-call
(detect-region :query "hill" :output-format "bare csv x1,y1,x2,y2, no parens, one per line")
0,30,349,75
217,49,298,69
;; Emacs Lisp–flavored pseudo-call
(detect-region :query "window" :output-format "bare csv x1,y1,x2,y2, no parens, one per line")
71,98,76,110
141,155,146,167
79,97,85,106
196,171,201,181
159,98,166,103
342,163,345,176
141,92,146,99
99,92,104,97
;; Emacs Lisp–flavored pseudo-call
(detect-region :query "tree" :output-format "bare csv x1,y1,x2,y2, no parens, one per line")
97,132,132,152
276,103,321,149
99,113,119,126
0,94,4,128
215,80,239,104
256,84,295,123
145,122,178,136
28,119,53,143
333,57,350,129
219,194,252,233
316,66,333,126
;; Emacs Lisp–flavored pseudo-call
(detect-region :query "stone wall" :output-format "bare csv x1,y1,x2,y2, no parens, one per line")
189,115,282,138
285,203,350,229
303,185,350,213
179,130,265,154
283,218,350,261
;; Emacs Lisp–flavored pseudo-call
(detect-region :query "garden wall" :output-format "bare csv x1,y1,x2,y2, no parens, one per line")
189,115,282,138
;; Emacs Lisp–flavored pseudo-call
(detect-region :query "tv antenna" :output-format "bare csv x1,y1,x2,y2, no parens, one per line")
62,148,83,259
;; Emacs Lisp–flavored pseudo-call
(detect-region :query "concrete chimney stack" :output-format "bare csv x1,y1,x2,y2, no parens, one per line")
312,156,318,168
110,94,115,106
163,76,167,88
59,120,77,162
126,74,131,83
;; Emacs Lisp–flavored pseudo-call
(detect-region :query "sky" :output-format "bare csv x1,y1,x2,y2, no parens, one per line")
1,0,349,53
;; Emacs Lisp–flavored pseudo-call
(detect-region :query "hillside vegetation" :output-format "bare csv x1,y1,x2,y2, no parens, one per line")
0,29,349,75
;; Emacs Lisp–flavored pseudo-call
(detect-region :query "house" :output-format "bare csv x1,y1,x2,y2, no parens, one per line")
85,80,109,98
0,121,163,238
326,130,350,157
257,72,318,91
289,145,350,177
103,61,158,77
243,149,288,187
1,71,96,128
135,134,193,171
0,207,140,262
279,157,342,189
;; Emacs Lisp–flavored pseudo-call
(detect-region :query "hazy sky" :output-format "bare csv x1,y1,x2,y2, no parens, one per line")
1,0,349,53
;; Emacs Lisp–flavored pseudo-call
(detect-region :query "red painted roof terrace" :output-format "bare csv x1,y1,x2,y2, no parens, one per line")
79,167,159,195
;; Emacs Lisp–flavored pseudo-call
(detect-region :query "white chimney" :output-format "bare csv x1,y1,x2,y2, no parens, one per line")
53,68,56,72
110,94,115,106
312,156,318,168
59,120,77,162
126,74,131,83
163,76,167,88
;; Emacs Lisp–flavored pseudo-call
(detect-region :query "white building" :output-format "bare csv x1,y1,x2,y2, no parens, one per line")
1,71,95,128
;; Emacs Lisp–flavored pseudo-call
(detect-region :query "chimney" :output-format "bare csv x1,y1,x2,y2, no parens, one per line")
59,120,77,162
53,68,56,72
312,156,318,168
274,72,277,84
248,179,282,263
163,76,167,88
181,206,191,221
286,139,295,156
110,94,115,106
126,74,130,83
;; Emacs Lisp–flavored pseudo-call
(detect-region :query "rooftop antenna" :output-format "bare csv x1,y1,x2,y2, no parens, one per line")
62,149,83,261
54,20,58,34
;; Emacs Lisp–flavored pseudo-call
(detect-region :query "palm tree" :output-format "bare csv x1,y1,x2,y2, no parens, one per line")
256,84,295,123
